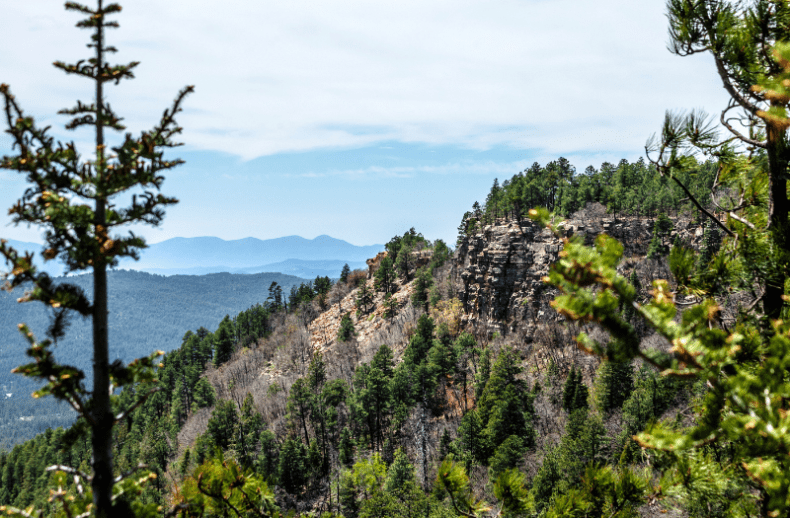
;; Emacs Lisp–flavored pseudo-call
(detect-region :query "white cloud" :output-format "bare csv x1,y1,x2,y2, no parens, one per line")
0,0,730,161
289,159,534,179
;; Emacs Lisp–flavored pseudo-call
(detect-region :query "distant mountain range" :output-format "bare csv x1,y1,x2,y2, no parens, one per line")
3,235,383,278
140,259,369,278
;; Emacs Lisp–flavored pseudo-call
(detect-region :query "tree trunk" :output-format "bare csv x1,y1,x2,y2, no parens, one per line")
764,124,790,320
420,398,427,490
91,6,114,514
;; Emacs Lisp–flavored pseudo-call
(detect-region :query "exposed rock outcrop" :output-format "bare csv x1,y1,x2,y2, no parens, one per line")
451,212,704,336
366,251,388,278
308,278,417,355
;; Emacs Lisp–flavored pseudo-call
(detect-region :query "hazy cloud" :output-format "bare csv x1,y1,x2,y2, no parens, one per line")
1,0,730,161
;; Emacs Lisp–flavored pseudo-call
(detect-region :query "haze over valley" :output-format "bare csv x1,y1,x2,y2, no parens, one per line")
5,235,382,278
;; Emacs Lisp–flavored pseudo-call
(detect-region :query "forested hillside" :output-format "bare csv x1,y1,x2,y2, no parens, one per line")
0,270,307,445
0,154,785,516
3,0,790,516
457,157,717,243
0,201,724,516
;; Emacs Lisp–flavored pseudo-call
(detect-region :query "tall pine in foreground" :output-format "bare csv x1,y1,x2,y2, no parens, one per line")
0,1,192,516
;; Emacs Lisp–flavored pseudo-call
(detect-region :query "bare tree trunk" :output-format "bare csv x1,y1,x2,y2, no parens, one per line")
420,397,427,490
91,4,114,516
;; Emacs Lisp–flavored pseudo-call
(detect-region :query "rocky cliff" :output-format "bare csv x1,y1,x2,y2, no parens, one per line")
451,211,704,336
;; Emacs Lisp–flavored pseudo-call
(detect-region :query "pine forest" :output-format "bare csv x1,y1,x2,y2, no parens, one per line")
1,1,790,517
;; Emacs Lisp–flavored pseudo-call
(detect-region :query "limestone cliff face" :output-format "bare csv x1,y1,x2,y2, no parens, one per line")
451,213,703,335
451,218,558,334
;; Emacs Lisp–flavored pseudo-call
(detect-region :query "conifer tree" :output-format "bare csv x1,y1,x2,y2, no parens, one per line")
395,244,413,281
339,427,355,467
0,2,191,515
622,270,641,322
383,292,399,321
411,267,433,311
646,212,673,259
205,400,239,451
374,255,396,294
562,367,589,413
314,275,332,296
595,360,634,414
278,437,309,494
698,218,722,268
431,239,452,269
267,281,283,309
340,263,351,284
337,313,356,342
355,281,374,314
213,315,235,366
645,0,790,320
457,211,474,245
234,393,264,469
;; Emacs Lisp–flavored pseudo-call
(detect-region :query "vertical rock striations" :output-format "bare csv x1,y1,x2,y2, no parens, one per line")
451,213,701,336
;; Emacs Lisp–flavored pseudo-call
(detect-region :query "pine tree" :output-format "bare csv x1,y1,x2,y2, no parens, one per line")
383,292,399,321
411,267,433,311
489,435,526,478
485,178,502,222
205,400,239,452
176,454,278,516
457,211,474,245
234,393,264,469
698,218,722,268
622,270,641,322
644,1,790,320
431,239,452,269
314,275,332,295
595,360,633,414
355,282,374,314
562,367,589,413
213,315,235,366
267,281,283,309
278,437,309,494
646,212,673,258
0,2,191,515
340,263,351,283
374,255,396,294
395,244,413,281
337,313,356,342
384,448,415,494
287,378,313,444
475,348,536,461
339,427,355,467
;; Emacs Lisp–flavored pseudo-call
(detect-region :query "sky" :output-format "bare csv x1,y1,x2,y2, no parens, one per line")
0,0,731,247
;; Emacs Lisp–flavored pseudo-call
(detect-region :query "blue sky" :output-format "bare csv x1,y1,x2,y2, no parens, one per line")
0,0,730,247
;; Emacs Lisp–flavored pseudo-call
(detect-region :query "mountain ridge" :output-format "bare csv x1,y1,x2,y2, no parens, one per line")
4,235,383,277
118,234,384,270
138,258,369,278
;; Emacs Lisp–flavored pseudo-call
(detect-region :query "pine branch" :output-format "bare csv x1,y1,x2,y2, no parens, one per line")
47,465,93,483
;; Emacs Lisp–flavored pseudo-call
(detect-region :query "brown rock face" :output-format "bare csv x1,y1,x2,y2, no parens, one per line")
366,251,388,279
451,213,702,335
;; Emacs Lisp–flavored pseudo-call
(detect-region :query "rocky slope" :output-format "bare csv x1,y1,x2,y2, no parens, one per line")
308,277,418,356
